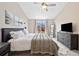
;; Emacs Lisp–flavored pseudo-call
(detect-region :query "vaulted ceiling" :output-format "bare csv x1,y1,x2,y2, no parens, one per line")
18,2,67,19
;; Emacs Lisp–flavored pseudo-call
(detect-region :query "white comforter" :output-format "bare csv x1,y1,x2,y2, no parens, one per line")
8,33,35,51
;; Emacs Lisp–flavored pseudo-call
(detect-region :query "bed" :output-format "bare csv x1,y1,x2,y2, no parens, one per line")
1,28,59,56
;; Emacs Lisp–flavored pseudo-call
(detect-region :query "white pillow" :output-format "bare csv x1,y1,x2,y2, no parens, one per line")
10,31,18,39
10,31,25,39
17,31,25,37
22,29,28,35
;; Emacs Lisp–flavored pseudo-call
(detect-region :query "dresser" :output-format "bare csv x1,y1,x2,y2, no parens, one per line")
57,31,78,50
0,43,10,56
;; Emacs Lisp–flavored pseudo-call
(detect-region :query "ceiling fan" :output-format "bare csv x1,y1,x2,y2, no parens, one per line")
33,2,56,11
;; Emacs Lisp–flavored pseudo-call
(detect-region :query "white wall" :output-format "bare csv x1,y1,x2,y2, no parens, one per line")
55,3,79,34
0,2,28,42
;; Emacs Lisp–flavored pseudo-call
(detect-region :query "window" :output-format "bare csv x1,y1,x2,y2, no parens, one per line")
36,20,46,33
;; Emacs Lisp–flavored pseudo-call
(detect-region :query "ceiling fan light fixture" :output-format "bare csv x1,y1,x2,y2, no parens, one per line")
41,2,48,11
42,5,47,9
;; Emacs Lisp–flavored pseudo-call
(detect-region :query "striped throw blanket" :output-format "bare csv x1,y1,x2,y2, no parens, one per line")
31,33,59,55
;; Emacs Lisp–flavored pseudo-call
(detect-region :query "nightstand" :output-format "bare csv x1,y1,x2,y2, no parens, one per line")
0,42,10,56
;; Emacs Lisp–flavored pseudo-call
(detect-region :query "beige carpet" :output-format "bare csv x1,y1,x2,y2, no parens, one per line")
52,38,79,56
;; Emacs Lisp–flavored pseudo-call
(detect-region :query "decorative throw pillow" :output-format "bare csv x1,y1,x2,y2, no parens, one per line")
10,31,25,39
10,31,18,39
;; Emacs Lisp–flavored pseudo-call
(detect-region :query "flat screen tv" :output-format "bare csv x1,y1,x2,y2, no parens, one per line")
61,23,73,32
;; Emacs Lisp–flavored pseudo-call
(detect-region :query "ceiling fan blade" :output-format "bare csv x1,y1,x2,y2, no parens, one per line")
33,2,39,4
48,4,56,6
33,2,42,4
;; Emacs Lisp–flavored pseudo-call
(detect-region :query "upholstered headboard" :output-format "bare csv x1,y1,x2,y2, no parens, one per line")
1,28,24,42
